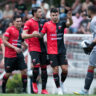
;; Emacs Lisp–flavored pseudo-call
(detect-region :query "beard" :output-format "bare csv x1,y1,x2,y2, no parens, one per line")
53,18,58,23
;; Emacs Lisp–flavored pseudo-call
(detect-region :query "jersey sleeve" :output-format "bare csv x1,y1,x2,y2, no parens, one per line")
41,23,47,34
4,28,11,38
62,20,67,28
0,38,3,45
23,21,31,31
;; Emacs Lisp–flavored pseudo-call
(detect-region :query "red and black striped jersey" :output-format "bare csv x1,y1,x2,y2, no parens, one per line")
41,20,66,54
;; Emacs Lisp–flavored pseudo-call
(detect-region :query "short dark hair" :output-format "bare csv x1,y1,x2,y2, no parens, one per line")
88,5,96,14
32,7,41,16
13,15,22,21
50,8,59,13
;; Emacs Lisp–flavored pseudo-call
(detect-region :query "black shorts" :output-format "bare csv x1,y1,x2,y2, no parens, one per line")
5,53,27,73
30,51,48,66
49,53,68,67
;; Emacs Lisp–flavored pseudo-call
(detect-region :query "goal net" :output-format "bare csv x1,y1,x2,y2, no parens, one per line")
64,34,93,77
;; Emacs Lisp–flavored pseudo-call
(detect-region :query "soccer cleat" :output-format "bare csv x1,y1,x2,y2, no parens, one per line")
60,82,64,93
57,87,63,95
41,89,49,94
32,83,38,94
22,88,27,94
74,90,88,95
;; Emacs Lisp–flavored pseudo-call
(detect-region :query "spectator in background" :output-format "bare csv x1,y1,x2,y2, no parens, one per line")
36,0,43,6
82,0,93,11
2,4,13,32
0,9,3,20
93,0,96,6
31,0,39,8
59,0,70,19
78,11,91,34
40,0,49,14
69,12,83,33
46,5,55,19
15,0,27,17
40,0,46,13
22,10,29,22
3,4,14,20
43,3,50,19
72,0,82,15
0,20,3,34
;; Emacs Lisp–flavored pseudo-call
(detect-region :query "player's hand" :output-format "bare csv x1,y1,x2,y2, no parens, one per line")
32,31,41,37
14,47,22,53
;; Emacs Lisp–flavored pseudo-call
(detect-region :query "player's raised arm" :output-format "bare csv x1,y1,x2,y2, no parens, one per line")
66,10,73,27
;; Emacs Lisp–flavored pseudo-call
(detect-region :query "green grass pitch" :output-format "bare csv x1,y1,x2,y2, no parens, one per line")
0,94,96,96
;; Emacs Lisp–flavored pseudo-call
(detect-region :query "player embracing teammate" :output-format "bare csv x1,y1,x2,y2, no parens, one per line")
22,7,48,94
31,8,73,95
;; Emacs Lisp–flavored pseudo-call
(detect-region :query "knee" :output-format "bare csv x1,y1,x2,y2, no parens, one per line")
88,66,95,70
6,73,11,77
53,67,59,73
62,67,68,73
21,69,27,75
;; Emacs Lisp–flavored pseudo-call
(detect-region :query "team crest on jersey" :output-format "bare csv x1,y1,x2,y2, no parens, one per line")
50,60,53,64
32,59,36,63
58,26,61,29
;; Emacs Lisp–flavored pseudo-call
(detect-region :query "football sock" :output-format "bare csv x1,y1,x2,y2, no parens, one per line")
2,74,9,93
53,72,60,88
33,67,39,83
61,71,67,82
84,69,94,90
41,65,48,89
22,74,27,92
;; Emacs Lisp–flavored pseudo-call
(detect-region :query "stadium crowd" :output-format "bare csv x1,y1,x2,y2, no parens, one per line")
0,0,96,95
0,0,95,34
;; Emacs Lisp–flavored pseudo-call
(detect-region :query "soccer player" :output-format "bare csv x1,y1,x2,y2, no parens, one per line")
74,5,96,95
32,8,73,95
2,15,27,93
22,7,48,94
